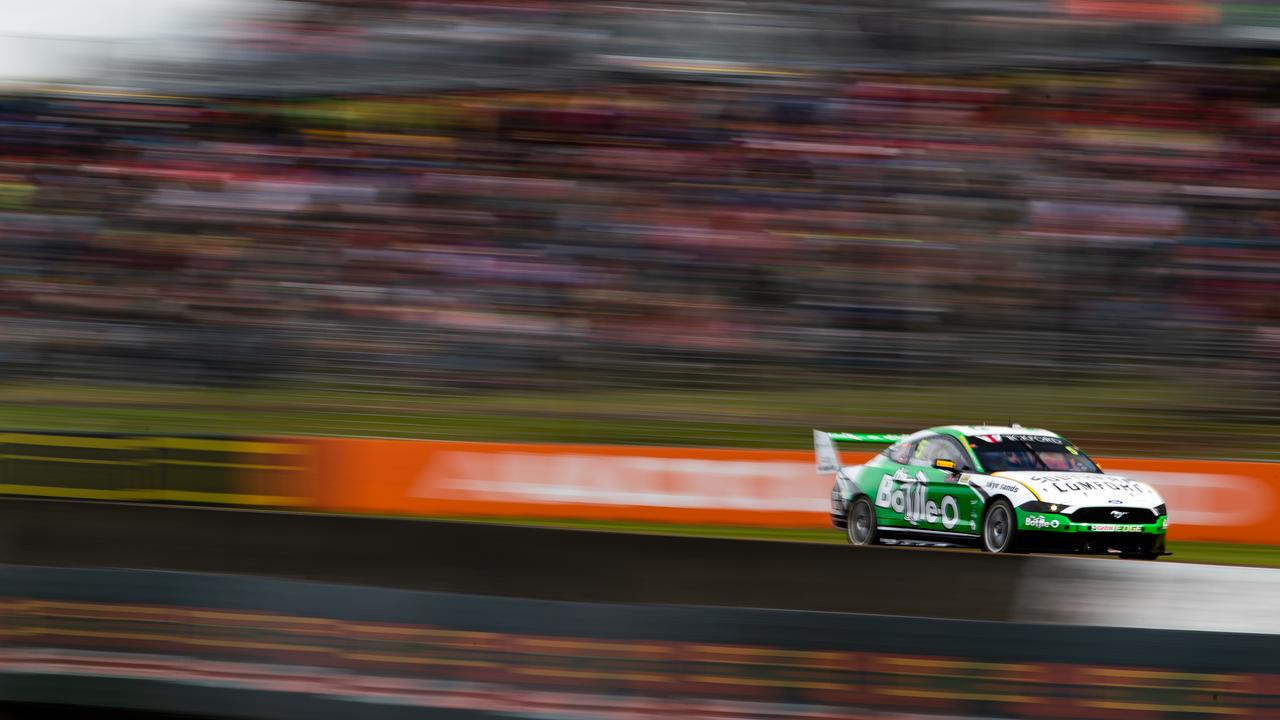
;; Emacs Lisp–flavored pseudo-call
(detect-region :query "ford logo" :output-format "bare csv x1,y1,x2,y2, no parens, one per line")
1107,499,1124,504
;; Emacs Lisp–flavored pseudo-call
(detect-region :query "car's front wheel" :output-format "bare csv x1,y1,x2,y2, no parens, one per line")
981,499,1017,553
846,496,879,546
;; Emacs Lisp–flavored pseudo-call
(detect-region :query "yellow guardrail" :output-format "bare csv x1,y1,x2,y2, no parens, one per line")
0,433,311,507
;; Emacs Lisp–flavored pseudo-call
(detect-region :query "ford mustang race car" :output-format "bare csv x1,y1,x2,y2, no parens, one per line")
819,425,1169,559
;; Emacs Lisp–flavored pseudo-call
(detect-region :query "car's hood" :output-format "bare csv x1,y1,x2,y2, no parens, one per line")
990,471,1164,508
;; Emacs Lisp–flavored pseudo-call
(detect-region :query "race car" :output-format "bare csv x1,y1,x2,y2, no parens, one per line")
818,425,1169,559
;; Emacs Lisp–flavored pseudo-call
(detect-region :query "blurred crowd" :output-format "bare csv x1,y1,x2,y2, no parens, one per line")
0,0,1277,394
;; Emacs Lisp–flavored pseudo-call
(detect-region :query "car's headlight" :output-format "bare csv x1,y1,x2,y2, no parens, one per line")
1020,501,1067,514
1155,503,1167,516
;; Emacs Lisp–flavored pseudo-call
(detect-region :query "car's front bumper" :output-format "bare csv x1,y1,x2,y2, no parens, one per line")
1016,508,1168,554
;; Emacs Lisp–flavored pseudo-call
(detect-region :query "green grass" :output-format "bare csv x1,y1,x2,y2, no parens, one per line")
1159,541,1280,568
415,515,1280,567
0,377,1273,458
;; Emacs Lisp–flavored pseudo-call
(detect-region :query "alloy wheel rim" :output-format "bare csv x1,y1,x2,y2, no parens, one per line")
987,507,1009,551
851,504,870,544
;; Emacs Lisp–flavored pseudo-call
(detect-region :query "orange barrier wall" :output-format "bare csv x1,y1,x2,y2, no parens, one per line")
307,438,823,527
299,437,1280,544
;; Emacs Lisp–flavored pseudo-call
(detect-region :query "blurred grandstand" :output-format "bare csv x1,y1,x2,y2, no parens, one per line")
0,0,1276,456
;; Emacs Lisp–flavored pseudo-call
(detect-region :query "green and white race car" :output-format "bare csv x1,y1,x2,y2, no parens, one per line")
819,425,1169,559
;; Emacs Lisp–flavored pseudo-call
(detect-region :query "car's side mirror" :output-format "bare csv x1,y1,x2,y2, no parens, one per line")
933,458,960,473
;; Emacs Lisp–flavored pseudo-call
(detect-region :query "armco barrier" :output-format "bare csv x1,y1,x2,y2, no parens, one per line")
0,565,1277,720
0,432,310,507
301,437,1280,544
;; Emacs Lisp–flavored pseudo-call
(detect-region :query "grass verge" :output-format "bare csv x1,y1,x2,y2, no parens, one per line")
0,378,1274,458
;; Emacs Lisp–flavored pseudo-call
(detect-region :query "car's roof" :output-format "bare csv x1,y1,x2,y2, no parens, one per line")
931,425,1062,439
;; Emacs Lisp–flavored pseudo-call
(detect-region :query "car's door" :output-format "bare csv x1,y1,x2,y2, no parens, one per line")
864,436,917,530
903,434,984,536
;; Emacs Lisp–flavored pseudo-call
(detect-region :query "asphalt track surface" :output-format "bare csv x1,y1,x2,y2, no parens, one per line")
0,498,1036,620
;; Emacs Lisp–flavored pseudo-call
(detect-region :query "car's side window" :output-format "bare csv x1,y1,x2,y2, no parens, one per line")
912,435,970,470
884,440,913,465
937,437,972,469
909,439,929,466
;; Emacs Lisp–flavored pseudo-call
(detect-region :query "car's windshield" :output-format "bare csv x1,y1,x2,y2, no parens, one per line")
968,434,1100,474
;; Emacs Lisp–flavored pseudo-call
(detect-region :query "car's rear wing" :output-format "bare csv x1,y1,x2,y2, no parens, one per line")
813,430,906,474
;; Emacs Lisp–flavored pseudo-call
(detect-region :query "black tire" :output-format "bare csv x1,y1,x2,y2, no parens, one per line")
846,496,879,546
981,499,1017,553
1120,535,1164,561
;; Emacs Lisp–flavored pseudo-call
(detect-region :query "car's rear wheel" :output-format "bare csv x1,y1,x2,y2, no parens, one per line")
981,499,1017,553
846,497,878,546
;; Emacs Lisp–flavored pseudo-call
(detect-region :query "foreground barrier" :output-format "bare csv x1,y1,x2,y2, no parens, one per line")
0,564,1276,720
4,498,1280,634
0,432,1277,544
0,499,1032,618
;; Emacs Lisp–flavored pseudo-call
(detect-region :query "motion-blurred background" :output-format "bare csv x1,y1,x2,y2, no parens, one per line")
0,0,1277,458
1,4,1280,720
